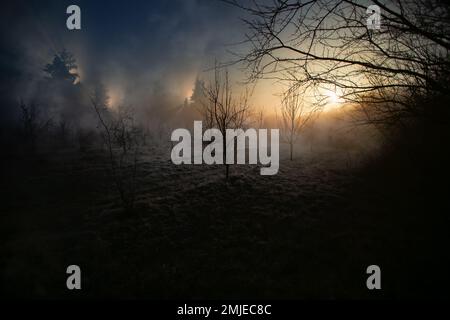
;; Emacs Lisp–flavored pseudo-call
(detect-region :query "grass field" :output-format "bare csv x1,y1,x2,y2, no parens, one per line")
1,143,449,299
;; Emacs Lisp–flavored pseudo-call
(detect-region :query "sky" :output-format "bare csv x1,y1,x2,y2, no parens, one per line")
0,0,282,124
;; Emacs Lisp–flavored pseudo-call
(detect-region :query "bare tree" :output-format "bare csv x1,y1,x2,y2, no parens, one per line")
226,0,450,126
18,101,52,154
89,91,143,210
110,105,143,208
200,63,252,179
280,90,314,160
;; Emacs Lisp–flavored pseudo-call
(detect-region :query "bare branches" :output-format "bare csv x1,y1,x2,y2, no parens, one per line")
201,62,252,133
229,0,450,125
89,93,143,210
199,62,252,178
18,101,53,154
280,89,316,160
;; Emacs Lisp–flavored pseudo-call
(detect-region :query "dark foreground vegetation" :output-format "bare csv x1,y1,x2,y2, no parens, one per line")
1,113,449,299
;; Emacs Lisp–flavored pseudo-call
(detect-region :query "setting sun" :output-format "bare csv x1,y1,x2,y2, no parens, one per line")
326,90,344,105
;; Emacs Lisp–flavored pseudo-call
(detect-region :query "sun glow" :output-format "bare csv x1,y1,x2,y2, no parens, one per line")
324,88,344,110
107,86,124,110
327,90,340,103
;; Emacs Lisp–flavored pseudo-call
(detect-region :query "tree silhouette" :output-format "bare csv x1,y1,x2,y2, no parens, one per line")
280,89,315,160
227,0,450,126
190,77,206,105
200,63,252,179
44,49,79,84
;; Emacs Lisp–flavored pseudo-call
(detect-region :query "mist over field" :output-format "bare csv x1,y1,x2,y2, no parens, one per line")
1,0,450,299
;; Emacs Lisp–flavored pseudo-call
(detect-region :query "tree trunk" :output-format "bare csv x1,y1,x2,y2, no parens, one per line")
223,135,229,179
290,142,293,161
